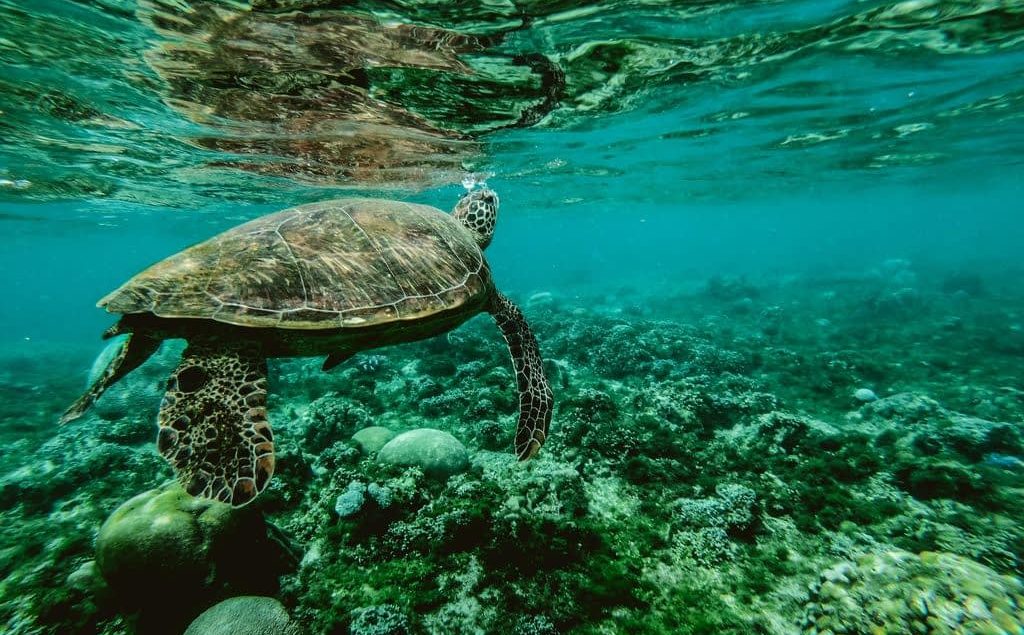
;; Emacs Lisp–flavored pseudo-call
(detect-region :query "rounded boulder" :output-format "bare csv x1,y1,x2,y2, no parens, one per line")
96,486,227,598
95,485,289,612
377,428,469,477
352,426,397,455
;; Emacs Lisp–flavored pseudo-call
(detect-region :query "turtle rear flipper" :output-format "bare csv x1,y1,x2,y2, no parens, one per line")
488,291,553,460
61,333,160,424
157,341,274,507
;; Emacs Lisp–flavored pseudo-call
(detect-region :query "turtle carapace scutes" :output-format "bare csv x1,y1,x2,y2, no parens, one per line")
61,189,553,507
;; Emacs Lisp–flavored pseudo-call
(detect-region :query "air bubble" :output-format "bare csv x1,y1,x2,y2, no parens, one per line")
461,171,494,191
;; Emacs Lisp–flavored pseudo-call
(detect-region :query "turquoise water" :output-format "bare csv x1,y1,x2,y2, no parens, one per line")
2,1,1024,633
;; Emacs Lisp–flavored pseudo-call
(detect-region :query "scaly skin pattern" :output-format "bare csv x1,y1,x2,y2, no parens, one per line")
488,291,553,459
453,188,498,249
157,340,273,507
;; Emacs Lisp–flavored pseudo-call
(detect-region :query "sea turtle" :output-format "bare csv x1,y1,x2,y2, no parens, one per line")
61,189,553,507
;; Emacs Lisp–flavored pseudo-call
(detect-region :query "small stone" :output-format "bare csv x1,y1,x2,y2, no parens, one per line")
66,560,104,593
378,428,469,477
352,426,397,455
854,388,878,402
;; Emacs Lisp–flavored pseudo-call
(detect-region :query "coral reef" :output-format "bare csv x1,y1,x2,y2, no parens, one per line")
1,263,1023,633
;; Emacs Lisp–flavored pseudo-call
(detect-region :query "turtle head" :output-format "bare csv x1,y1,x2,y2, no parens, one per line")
453,188,499,250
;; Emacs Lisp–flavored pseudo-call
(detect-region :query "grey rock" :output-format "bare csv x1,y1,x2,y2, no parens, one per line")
861,392,942,424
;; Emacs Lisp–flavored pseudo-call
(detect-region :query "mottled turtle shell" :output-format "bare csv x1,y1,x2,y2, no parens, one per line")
100,199,491,329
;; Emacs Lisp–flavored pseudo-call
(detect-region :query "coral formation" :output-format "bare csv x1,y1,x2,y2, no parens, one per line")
348,604,410,635
184,596,298,635
334,481,367,518
2,262,1023,633
377,428,470,477
801,550,1024,634
93,486,293,628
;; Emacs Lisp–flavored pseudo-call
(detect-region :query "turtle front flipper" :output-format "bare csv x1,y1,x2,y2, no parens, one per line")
157,340,274,507
60,333,160,424
488,291,553,460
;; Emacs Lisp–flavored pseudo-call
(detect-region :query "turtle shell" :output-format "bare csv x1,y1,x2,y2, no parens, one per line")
100,199,491,329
